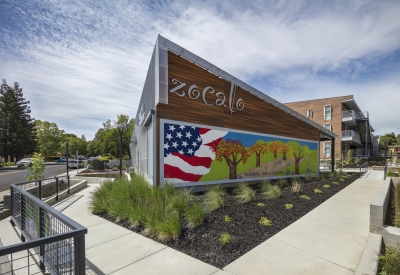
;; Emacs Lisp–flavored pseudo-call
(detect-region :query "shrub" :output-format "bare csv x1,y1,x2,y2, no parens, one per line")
185,203,205,228
235,183,256,203
387,171,397,177
224,215,232,223
155,212,181,242
263,185,281,200
167,190,192,215
219,233,231,245
260,180,272,192
257,203,266,207
379,244,400,275
314,189,322,194
259,217,272,226
299,195,310,200
285,204,293,210
203,186,226,213
291,181,302,194
304,174,314,183
323,184,330,189
339,178,345,182
277,178,289,188
332,181,339,185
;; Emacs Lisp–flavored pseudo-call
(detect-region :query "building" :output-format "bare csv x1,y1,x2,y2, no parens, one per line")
285,96,378,160
388,145,400,157
130,35,336,189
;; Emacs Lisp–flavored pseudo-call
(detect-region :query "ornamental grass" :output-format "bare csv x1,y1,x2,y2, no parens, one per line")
235,183,256,203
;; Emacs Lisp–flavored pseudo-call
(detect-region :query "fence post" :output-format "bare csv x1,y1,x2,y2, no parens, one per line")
39,207,45,272
56,177,59,201
38,180,42,200
20,195,26,242
68,175,70,194
74,235,85,274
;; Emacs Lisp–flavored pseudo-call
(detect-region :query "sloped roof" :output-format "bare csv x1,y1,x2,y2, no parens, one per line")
157,35,337,139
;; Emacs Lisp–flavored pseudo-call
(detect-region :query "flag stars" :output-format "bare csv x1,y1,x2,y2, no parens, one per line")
176,132,182,139
166,133,172,140
179,125,185,130
185,131,192,138
169,125,176,132
182,141,188,147
192,141,197,147
188,148,194,155
178,149,184,154
172,141,178,148
197,136,202,142
164,142,170,150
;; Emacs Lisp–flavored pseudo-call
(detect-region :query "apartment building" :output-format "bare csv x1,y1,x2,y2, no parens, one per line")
285,96,378,159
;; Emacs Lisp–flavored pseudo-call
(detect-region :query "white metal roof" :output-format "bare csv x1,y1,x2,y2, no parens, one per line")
157,34,337,139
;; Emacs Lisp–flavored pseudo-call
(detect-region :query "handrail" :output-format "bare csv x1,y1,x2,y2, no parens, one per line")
360,162,368,178
384,161,388,180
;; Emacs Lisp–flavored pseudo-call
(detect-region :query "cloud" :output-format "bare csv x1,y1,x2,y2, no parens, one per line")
0,0,399,140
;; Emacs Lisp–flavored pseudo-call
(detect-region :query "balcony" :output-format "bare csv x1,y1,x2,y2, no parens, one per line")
341,149,370,159
342,110,357,126
342,130,361,144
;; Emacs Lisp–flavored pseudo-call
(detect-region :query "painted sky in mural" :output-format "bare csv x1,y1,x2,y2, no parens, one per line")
163,121,318,184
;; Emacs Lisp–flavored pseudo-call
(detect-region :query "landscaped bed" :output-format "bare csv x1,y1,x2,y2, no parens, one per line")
91,172,358,268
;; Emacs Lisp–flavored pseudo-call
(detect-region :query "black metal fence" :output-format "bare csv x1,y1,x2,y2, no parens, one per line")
359,162,368,178
0,177,87,274
384,161,388,180
15,176,71,201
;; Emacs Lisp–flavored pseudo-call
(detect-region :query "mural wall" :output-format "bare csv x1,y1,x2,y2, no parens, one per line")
161,120,319,185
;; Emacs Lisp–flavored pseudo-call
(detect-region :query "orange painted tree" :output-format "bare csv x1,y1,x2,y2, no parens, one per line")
249,142,268,167
269,141,282,158
278,144,291,161
210,139,250,179
291,144,311,174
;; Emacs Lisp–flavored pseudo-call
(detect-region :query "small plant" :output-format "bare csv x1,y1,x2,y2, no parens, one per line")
25,152,46,181
314,189,322,194
323,184,330,189
155,212,181,242
263,185,281,200
339,178,345,182
259,217,272,226
257,203,266,207
203,186,226,213
387,171,397,177
224,215,232,223
277,178,288,188
219,232,232,245
379,244,400,275
185,203,205,228
285,204,293,210
291,181,302,194
304,174,314,183
332,181,339,185
235,183,256,203
299,195,310,200
260,180,272,192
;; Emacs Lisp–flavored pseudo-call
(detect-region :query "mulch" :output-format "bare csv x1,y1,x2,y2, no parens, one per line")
97,173,359,269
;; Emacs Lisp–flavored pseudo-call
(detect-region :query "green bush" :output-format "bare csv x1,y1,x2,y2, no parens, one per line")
263,185,281,200
304,174,314,183
203,185,226,213
185,203,205,228
323,184,330,189
285,204,293,210
277,178,288,188
235,183,256,203
314,189,323,194
332,181,339,185
379,244,400,275
219,232,231,245
387,171,397,177
260,180,272,193
299,195,311,200
259,217,272,226
224,215,232,223
257,202,266,207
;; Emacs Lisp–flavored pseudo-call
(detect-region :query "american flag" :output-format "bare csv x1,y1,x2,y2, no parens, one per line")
163,123,227,183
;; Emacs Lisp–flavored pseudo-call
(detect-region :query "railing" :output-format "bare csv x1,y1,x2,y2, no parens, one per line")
0,177,87,274
342,149,371,158
356,111,369,120
384,161,388,180
360,162,368,178
16,176,71,201
342,130,361,144
342,110,356,121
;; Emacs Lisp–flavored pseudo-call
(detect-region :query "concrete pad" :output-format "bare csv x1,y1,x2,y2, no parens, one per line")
85,233,165,274
355,233,381,275
115,247,219,275
84,221,132,249
67,213,108,228
272,218,367,271
224,238,354,275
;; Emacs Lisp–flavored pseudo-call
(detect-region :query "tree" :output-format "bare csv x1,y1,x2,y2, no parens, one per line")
278,144,291,161
36,120,65,160
67,137,87,156
269,141,282,158
25,152,45,181
397,134,400,145
210,139,250,179
0,80,36,162
380,132,397,147
290,144,311,175
249,142,268,167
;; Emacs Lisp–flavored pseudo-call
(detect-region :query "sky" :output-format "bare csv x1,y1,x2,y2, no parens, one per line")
1,0,399,140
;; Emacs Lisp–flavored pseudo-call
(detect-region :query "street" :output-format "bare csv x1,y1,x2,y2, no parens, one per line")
0,164,71,192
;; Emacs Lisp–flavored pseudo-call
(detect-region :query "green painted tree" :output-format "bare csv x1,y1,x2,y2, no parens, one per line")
25,152,45,181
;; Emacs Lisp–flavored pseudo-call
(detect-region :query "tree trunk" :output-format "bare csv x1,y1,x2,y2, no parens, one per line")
256,153,261,167
295,160,300,174
274,151,277,158
283,151,286,160
228,162,237,179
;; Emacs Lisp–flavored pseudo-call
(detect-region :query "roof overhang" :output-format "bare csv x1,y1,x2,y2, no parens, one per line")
342,99,362,113
157,34,338,141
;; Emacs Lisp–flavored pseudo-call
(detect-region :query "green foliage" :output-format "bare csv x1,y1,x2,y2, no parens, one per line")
185,203,205,228
224,215,232,223
277,178,288,188
323,184,330,189
219,232,231,245
332,181,339,185
314,189,322,194
304,174,314,183
380,132,397,147
260,180,272,193
379,244,400,275
155,212,181,242
0,162,15,167
394,184,400,229
257,203,266,207
263,185,281,200
299,195,311,200
35,120,65,160
291,181,302,194
259,217,272,226
339,178,345,182
24,153,45,181
203,185,226,213
235,183,256,203
285,204,293,210
387,171,397,177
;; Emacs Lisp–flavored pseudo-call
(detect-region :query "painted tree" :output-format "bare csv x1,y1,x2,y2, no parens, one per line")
291,144,311,174
249,142,268,167
210,139,250,179
278,144,291,161
269,141,282,158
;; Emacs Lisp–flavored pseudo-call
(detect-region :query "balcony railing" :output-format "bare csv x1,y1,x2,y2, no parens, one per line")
356,111,369,120
342,130,361,144
342,149,371,158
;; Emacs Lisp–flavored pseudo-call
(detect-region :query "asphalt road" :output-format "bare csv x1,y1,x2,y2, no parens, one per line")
0,164,70,192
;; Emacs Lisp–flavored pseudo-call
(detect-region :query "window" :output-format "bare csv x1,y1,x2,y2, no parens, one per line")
307,109,313,117
324,105,331,120
324,142,331,157
324,124,331,131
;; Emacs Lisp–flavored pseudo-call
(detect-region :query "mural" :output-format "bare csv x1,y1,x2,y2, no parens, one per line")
162,121,319,184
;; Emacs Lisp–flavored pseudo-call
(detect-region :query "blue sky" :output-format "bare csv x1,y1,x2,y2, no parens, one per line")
1,0,399,140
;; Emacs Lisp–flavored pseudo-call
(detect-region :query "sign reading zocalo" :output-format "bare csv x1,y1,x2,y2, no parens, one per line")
169,79,244,114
